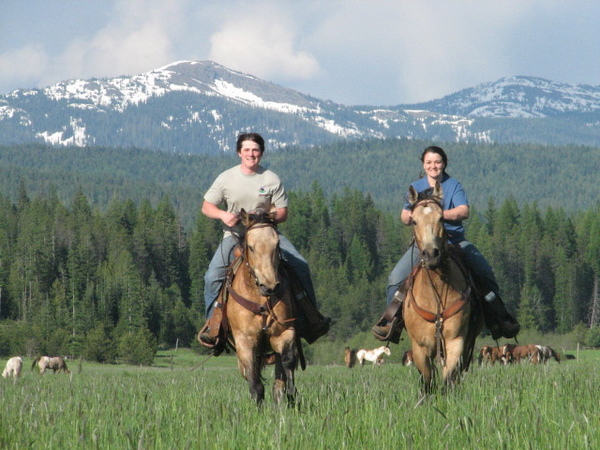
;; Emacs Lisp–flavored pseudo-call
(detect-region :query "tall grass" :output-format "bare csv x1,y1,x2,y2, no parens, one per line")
1,350,598,449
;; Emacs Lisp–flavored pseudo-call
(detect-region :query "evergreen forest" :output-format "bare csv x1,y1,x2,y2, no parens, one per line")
0,182,599,363
0,139,599,362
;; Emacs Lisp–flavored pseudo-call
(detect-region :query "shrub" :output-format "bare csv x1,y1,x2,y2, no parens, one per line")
586,326,600,348
118,327,157,365
82,324,117,363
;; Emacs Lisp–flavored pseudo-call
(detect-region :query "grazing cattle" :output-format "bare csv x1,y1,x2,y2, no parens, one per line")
502,344,540,364
402,350,414,366
344,347,357,368
32,356,70,374
478,345,507,365
356,346,391,367
2,356,23,378
536,345,561,363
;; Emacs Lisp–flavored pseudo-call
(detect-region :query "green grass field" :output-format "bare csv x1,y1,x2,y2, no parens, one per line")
2,346,599,449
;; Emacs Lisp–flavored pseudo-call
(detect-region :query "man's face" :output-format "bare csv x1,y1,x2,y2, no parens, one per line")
238,140,263,172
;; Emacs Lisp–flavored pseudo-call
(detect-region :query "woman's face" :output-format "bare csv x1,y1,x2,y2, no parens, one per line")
422,151,446,181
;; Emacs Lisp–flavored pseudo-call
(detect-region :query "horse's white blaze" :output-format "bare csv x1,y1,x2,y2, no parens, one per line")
423,206,433,215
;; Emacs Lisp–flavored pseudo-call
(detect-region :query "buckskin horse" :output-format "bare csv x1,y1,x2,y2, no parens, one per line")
222,207,301,405
402,183,483,392
32,356,70,374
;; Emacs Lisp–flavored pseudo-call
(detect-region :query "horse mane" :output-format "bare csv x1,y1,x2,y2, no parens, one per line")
410,189,442,211
240,206,278,229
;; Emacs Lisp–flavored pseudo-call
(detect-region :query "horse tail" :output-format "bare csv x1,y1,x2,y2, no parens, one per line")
31,357,40,371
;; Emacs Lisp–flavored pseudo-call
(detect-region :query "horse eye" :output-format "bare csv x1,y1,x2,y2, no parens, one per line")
247,245,254,252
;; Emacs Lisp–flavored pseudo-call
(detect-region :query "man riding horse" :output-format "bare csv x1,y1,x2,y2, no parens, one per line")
198,132,331,350
372,145,519,343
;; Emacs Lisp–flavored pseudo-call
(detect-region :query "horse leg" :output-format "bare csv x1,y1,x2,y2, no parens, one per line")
236,344,265,405
271,329,297,406
412,347,434,394
442,338,465,389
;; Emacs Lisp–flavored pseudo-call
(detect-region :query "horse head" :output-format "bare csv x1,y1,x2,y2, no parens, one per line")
408,182,446,270
240,206,281,297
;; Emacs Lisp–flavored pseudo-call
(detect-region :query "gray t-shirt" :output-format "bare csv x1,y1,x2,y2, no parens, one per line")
204,165,288,236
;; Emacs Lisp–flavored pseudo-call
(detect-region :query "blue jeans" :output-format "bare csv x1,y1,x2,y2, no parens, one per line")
203,234,317,317
386,240,499,304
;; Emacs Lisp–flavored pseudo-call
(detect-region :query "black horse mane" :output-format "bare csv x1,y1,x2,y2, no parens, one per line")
410,188,442,210
245,207,277,227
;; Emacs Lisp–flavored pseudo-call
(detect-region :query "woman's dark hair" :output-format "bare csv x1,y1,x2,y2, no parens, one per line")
420,145,448,170
236,132,265,153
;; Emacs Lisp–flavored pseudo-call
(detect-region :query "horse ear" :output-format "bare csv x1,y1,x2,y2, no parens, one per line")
239,209,251,226
432,181,443,201
267,204,277,223
408,186,419,206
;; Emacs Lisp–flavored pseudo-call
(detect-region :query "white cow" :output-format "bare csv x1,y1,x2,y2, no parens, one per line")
2,356,23,378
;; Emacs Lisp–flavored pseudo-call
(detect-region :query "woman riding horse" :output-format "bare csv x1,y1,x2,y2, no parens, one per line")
373,145,519,343
394,183,483,390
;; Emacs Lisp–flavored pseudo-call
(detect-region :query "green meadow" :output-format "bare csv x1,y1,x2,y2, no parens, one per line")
1,347,599,449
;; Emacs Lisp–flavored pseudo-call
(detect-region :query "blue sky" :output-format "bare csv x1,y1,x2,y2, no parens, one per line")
1,0,599,105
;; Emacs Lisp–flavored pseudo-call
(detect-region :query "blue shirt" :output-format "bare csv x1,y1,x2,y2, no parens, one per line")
403,173,469,245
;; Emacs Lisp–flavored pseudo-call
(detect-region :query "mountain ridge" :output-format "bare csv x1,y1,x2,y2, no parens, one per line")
2,60,600,153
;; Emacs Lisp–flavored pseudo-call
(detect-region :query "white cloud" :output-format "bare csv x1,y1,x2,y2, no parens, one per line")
208,14,320,82
0,44,49,91
1,0,600,104
53,0,183,82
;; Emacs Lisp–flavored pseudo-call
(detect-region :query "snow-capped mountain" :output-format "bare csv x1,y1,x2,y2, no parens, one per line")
411,76,600,118
2,61,600,153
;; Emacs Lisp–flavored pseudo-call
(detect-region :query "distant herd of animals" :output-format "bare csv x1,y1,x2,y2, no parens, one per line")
478,344,564,365
0,343,571,381
344,344,569,369
1,355,69,379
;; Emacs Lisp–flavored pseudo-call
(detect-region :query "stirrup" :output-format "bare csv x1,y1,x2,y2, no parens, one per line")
197,324,217,348
197,323,227,356
372,317,403,344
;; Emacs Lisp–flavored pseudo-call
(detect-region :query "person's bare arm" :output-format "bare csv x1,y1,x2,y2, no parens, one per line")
201,200,239,228
275,207,288,224
443,204,469,221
